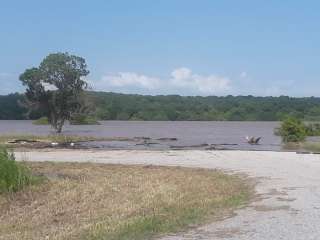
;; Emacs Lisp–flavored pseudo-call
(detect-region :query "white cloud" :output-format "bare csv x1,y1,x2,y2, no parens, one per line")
240,71,247,78
96,68,231,96
43,82,58,91
99,72,160,90
171,67,231,94
171,67,192,80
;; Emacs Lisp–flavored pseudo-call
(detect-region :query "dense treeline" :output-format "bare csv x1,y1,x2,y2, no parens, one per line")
0,93,43,120
1,92,320,121
0,93,26,119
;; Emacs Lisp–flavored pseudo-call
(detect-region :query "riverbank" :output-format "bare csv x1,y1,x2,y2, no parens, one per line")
14,149,320,239
0,161,250,240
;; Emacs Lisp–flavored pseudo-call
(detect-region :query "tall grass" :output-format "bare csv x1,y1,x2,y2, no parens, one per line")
0,146,37,193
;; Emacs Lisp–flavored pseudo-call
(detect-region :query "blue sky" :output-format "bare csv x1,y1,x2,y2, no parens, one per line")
1,0,320,96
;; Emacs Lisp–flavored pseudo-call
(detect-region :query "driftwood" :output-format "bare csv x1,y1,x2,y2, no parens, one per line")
246,136,261,145
7,139,39,144
135,140,159,146
170,143,209,149
157,138,178,141
133,137,151,141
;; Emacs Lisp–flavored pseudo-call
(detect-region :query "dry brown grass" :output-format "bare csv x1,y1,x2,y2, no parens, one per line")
283,141,320,152
301,142,320,152
0,162,251,240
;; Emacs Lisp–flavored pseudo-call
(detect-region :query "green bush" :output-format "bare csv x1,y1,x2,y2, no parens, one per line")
0,146,36,193
278,117,306,143
32,117,49,125
69,114,100,125
304,123,320,136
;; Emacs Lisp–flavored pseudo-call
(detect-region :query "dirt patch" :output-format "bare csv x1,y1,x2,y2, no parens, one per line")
213,227,249,238
253,205,291,212
276,197,296,202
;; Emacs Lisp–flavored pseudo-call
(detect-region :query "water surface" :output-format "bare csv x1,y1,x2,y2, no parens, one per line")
0,120,282,151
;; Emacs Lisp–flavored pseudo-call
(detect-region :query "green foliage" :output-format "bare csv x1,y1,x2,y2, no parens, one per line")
32,117,49,125
278,117,306,143
19,52,90,133
0,93,27,119
3,92,320,121
0,146,37,193
69,114,100,125
304,123,320,136
91,93,320,121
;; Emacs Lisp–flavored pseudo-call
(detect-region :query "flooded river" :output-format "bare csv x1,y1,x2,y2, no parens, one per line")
0,120,282,151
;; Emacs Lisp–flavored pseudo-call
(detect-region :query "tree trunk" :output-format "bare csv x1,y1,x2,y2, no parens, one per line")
50,113,65,133
56,119,65,133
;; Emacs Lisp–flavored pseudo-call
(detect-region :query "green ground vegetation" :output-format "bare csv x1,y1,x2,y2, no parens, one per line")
32,117,49,125
0,146,41,193
69,114,100,125
277,117,306,143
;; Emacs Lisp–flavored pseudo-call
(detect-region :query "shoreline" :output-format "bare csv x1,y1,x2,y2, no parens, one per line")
14,149,320,167
13,147,320,155
14,149,320,239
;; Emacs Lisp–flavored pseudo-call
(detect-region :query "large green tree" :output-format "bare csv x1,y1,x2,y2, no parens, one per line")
19,53,89,133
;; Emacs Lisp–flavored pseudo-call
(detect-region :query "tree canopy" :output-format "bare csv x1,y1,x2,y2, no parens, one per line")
1,92,320,122
19,53,89,132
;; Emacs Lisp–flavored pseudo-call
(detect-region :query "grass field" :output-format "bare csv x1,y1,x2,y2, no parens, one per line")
0,162,251,240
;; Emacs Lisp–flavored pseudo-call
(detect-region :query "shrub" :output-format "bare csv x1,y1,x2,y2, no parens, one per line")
32,117,49,125
69,114,100,125
278,117,306,143
304,123,320,136
0,146,36,193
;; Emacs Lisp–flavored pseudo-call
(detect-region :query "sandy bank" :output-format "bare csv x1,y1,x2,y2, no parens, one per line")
15,150,320,240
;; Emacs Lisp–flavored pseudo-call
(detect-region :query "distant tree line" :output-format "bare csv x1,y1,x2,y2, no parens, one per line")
2,92,320,121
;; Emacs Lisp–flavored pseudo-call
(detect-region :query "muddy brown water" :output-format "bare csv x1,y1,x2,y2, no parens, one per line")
0,120,285,151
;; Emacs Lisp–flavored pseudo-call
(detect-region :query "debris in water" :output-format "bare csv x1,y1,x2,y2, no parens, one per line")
246,136,261,144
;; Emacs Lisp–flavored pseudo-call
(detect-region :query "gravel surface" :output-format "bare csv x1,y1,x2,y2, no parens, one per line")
15,150,320,240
